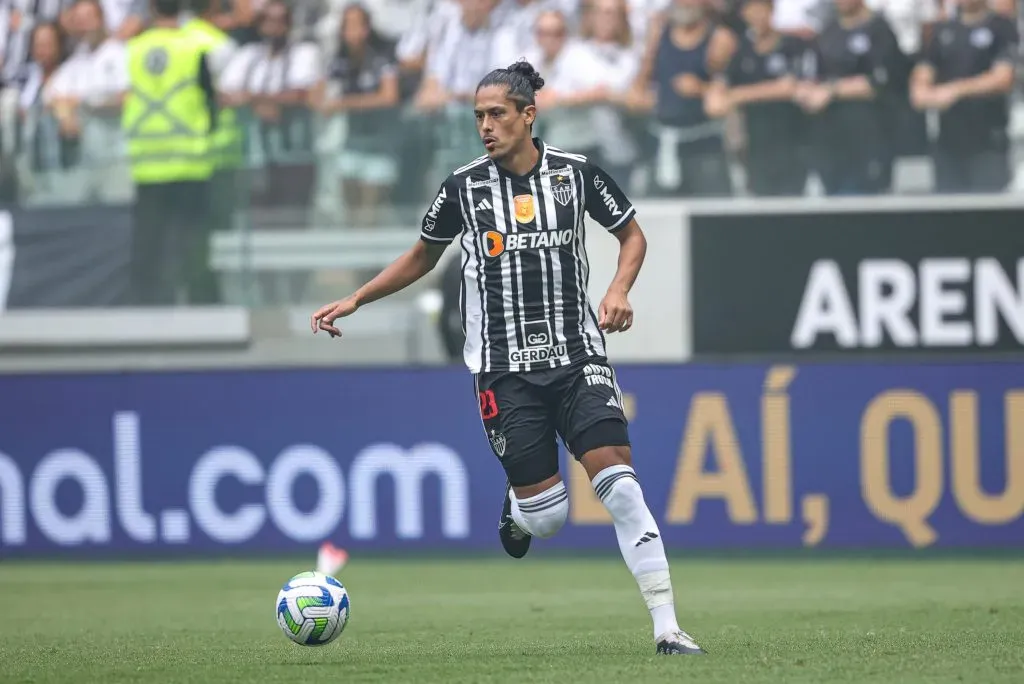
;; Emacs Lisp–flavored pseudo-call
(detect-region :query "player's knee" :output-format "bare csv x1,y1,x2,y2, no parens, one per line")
521,499,568,538
516,482,569,538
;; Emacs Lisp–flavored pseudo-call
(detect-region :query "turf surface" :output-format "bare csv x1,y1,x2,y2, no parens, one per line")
1,556,1022,683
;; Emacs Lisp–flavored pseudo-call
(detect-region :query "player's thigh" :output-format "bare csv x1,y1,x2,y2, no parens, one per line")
552,360,631,461
476,374,560,488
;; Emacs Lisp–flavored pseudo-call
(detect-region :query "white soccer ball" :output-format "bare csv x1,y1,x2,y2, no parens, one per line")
276,571,351,646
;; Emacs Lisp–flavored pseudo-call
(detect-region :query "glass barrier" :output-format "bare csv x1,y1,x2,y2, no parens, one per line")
2,96,1024,363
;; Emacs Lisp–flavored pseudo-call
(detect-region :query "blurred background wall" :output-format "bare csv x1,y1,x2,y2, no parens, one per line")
0,0,1021,556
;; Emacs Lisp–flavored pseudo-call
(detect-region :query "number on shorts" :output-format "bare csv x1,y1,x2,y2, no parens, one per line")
479,389,498,420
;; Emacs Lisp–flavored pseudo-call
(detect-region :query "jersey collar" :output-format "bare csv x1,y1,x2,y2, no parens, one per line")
494,137,547,181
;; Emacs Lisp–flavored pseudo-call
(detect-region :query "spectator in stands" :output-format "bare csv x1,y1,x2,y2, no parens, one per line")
0,1,71,164
414,0,503,183
221,0,321,201
705,0,808,195
629,0,736,197
866,0,938,53
579,0,642,185
210,0,259,44
796,0,903,195
183,0,240,77
527,11,608,156
395,0,459,75
911,0,1018,193
492,0,547,66
620,0,669,54
311,3,400,224
16,20,79,205
772,0,831,37
317,0,431,54
1,1,71,88
92,0,148,41
56,0,130,203
866,0,937,158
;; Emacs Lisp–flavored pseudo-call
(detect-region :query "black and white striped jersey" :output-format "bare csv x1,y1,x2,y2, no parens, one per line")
419,138,636,374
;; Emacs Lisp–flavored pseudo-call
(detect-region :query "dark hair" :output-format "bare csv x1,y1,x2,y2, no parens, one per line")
152,0,183,18
190,0,213,14
29,21,68,64
259,0,292,24
339,3,388,57
477,60,545,110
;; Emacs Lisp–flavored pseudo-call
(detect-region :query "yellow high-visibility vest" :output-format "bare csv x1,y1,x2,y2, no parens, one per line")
123,27,213,184
182,18,243,170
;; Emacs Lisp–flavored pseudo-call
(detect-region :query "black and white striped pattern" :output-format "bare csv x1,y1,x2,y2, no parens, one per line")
517,485,569,514
594,469,640,501
1,0,70,85
420,138,636,375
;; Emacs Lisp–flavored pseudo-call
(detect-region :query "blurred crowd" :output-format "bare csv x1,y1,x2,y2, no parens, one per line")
0,0,1020,216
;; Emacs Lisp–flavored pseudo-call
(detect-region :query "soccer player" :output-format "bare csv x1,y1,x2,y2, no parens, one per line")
311,60,705,656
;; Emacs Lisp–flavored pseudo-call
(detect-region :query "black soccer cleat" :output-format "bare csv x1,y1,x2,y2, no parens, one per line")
498,482,531,559
656,630,707,656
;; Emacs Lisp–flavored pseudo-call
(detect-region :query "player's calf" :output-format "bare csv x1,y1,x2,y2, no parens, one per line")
576,429,706,656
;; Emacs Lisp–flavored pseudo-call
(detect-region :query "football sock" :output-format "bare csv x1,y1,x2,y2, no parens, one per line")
593,464,681,639
510,482,568,538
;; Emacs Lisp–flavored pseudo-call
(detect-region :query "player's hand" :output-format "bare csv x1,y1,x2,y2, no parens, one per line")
310,296,359,338
598,290,633,334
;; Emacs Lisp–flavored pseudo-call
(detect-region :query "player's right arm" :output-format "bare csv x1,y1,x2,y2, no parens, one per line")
311,177,462,337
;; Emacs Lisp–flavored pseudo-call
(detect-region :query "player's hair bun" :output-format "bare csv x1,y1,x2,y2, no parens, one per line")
506,60,545,93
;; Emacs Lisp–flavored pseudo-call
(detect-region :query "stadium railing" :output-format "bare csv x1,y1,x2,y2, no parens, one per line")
3,100,1024,369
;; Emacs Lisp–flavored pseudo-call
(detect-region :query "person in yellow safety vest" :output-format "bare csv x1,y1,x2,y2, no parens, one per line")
181,0,242,304
122,0,218,306
182,0,242,172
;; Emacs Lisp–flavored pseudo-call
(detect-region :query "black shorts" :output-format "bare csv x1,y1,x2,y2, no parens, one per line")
474,357,630,487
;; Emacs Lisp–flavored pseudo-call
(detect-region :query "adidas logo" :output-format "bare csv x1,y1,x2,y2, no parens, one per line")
635,531,659,547
606,396,621,410
476,198,493,212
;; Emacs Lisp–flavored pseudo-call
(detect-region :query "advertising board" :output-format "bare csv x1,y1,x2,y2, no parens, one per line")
1,362,1021,555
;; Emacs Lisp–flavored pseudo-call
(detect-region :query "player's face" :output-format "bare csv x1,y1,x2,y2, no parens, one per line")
474,85,535,159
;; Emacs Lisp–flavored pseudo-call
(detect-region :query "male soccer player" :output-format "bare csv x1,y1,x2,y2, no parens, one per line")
311,60,705,656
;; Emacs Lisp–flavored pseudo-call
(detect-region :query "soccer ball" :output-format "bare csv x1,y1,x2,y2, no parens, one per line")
276,571,351,646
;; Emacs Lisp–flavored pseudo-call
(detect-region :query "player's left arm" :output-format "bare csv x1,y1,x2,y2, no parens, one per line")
600,219,646,333
582,162,646,333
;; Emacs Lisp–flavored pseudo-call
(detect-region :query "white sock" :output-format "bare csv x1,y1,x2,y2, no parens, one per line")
593,464,680,639
510,483,568,538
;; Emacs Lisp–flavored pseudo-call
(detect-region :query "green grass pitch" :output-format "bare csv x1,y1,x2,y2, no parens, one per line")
1,555,1022,683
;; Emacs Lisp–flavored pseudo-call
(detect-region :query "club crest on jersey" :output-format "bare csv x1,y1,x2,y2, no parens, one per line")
550,175,572,207
514,194,535,224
